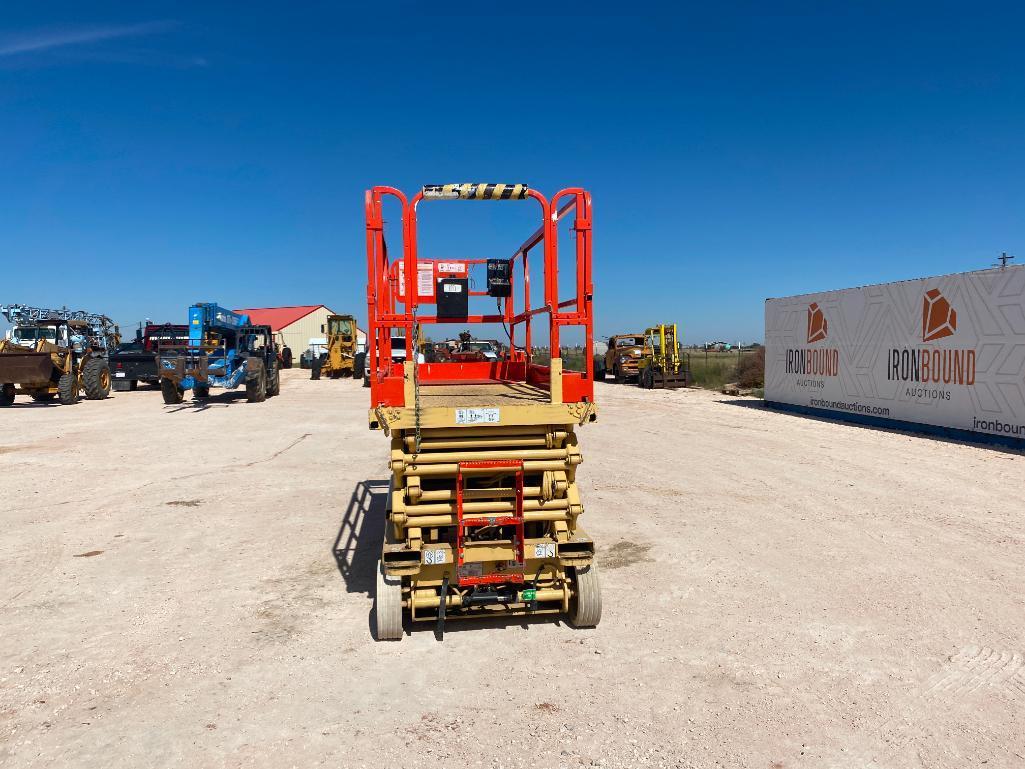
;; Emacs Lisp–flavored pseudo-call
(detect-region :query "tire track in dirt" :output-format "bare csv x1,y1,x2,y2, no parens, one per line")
848,644,1025,765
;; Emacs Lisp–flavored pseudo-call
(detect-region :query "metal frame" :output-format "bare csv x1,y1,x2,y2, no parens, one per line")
364,185,594,411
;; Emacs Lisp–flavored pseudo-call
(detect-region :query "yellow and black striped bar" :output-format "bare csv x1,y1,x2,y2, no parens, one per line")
422,183,529,200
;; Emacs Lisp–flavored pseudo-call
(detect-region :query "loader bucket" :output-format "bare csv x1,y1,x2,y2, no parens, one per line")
0,352,57,386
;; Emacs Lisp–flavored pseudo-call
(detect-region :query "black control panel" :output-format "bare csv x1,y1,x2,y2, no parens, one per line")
486,258,512,298
437,278,469,318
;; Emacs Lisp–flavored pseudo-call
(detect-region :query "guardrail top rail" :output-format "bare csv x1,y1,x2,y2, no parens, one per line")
364,184,594,412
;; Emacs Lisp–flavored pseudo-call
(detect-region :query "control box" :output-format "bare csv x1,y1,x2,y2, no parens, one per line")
437,278,468,318
487,259,512,297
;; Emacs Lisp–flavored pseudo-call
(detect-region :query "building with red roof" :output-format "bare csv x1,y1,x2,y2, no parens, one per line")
234,304,365,358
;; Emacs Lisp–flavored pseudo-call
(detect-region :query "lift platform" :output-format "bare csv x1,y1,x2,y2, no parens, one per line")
365,183,601,640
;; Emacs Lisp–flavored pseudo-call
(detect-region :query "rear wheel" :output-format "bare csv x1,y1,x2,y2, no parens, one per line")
0,383,14,406
58,371,79,405
266,361,280,397
31,391,56,403
82,359,111,400
569,564,602,628
353,352,366,379
374,561,403,641
160,377,184,404
310,359,322,381
246,360,267,403
193,384,210,399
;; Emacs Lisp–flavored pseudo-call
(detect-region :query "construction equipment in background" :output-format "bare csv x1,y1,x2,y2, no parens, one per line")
0,304,120,406
637,323,690,389
109,323,189,391
365,183,600,640
600,333,645,382
311,314,365,380
156,302,281,404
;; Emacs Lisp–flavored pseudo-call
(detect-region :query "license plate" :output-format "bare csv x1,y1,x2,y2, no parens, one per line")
115,372,126,378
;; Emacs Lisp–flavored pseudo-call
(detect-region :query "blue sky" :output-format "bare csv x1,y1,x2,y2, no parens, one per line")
1,2,1023,344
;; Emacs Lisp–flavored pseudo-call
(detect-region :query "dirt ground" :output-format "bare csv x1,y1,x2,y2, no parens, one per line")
1,370,1023,768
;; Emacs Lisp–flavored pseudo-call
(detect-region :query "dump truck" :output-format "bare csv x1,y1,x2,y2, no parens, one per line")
0,304,119,406
365,183,599,640
637,323,690,389
156,303,281,404
311,314,366,380
600,334,645,382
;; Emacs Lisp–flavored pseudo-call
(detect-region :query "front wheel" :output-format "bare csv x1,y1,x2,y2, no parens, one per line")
374,562,403,641
353,352,366,379
0,383,15,406
310,359,322,381
31,391,56,403
160,378,185,404
58,371,79,405
193,384,210,399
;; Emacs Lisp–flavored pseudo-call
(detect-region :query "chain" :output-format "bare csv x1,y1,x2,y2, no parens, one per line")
412,310,422,457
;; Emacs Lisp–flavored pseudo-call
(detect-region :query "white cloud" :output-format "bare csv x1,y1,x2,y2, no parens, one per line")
0,21,176,57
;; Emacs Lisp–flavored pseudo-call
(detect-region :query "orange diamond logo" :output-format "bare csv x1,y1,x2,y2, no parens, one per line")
807,302,827,343
922,288,956,342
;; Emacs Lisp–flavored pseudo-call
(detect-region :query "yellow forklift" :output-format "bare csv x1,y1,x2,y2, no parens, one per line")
637,323,689,389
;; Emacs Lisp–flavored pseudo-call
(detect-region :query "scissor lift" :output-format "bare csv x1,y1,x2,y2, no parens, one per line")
365,183,600,640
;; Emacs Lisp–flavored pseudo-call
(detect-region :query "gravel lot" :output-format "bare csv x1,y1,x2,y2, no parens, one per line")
2,370,1023,768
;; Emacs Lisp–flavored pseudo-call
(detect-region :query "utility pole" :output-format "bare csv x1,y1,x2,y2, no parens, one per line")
993,252,1015,268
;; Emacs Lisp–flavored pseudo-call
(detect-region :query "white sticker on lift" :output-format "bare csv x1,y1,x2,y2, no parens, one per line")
423,549,446,565
455,408,500,425
437,261,467,274
533,543,556,559
442,283,463,293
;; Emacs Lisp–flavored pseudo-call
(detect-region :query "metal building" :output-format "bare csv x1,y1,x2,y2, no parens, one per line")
234,305,366,359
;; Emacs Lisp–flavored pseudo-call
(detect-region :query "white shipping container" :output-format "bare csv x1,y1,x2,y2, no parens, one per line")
765,265,1025,445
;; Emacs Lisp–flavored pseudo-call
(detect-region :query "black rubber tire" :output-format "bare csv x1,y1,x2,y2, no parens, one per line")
245,360,267,403
31,391,56,402
353,352,366,379
58,371,79,405
569,564,602,628
160,377,184,404
130,380,138,391
595,362,605,381
82,358,111,400
0,383,14,406
363,372,370,388
613,365,624,384
266,362,280,397
193,384,210,399
310,359,321,381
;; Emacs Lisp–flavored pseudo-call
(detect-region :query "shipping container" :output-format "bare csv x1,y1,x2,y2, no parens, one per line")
764,264,1025,448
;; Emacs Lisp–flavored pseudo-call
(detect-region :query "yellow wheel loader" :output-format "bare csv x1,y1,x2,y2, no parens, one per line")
311,314,365,380
0,305,119,406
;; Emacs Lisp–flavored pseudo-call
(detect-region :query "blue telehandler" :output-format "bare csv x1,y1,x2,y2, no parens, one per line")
156,303,281,404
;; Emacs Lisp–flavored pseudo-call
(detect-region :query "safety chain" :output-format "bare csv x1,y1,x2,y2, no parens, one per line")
412,311,422,457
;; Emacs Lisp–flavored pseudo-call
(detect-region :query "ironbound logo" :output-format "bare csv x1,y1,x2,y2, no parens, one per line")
887,288,975,387
807,302,827,343
922,288,956,341
786,302,839,376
